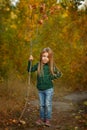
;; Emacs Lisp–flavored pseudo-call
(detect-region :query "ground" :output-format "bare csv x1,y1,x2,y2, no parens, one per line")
0,91,87,130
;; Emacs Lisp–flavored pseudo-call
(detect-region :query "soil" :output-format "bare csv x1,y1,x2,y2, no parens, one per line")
0,91,87,130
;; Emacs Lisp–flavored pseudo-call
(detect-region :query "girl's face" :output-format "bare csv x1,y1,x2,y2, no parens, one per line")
42,52,49,64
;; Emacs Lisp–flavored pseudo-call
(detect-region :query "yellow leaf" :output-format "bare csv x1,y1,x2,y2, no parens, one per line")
10,24,17,29
11,12,17,19
75,115,81,119
62,12,68,18
83,101,87,106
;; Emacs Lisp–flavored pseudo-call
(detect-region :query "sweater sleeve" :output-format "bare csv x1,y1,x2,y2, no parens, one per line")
51,66,62,80
27,61,38,72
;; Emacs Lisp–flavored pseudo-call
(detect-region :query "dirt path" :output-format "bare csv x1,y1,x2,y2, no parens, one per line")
0,91,87,130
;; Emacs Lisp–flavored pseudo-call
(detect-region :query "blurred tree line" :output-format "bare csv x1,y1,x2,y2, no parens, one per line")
0,0,87,91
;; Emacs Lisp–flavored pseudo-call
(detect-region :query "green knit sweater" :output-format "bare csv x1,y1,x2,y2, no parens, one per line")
28,61,62,91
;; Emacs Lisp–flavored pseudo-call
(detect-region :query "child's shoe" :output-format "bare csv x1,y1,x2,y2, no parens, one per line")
45,120,51,127
36,119,44,125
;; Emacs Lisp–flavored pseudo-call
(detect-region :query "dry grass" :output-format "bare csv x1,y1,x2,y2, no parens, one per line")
0,77,38,116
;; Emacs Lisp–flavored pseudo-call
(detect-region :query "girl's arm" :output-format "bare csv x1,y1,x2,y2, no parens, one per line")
27,61,38,72
27,55,38,72
51,66,62,80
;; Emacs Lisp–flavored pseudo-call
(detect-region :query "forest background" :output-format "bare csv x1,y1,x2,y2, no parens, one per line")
0,0,87,120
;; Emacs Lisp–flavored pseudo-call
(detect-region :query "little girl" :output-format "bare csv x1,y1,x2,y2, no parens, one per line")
28,47,62,126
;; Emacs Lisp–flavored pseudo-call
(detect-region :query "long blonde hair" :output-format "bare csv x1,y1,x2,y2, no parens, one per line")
37,47,54,76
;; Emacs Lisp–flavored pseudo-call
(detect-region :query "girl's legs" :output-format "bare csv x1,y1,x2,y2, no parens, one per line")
37,88,54,126
36,91,45,125
38,90,45,120
45,88,54,120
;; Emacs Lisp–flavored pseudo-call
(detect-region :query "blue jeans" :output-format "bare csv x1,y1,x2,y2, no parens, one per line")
38,88,54,120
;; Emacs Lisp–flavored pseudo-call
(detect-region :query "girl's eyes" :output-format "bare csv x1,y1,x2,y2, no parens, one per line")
42,56,48,58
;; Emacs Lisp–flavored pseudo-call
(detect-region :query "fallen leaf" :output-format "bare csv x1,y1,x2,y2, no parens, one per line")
83,101,87,105
19,120,26,125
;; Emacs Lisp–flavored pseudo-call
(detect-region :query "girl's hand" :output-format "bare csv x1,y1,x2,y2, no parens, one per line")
29,55,34,61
